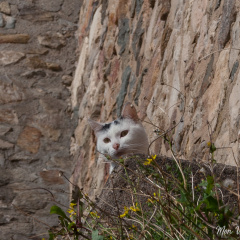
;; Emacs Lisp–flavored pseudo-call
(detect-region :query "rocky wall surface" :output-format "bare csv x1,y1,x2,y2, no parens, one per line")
71,0,240,200
0,0,81,239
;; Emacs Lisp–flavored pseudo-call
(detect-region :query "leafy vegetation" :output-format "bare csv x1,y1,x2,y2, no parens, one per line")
46,139,240,240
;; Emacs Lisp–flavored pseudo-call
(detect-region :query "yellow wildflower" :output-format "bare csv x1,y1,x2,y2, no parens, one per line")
153,192,160,201
67,208,76,218
90,211,100,219
147,192,160,204
147,198,155,204
70,202,76,208
120,206,129,218
143,155,156,165
144,158,152,165
67,209,74,214
67,202,77,218
129,202,140,212
207,142,211,147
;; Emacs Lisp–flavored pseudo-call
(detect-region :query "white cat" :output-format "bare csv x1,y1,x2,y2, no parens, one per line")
88,102,148,172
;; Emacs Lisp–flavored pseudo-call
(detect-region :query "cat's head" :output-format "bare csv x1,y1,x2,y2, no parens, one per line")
88,102,148,159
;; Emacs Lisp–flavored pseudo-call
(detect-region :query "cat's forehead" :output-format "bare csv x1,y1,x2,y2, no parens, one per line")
101,120,120,130
100,118,132,133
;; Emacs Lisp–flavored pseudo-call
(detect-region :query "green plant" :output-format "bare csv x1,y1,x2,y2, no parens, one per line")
45,143,239,239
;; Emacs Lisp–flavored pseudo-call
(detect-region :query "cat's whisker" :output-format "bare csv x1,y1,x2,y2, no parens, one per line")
119,148,146,152
124,142,147,146
120,144,147,149
124,143,147,146
120,147,145,151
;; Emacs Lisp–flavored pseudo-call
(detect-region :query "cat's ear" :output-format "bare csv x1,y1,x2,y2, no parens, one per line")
88,119,103,133
121,102,139,122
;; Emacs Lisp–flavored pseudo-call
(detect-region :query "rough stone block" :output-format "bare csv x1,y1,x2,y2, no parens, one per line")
35,0,64,12
0,51,25,66
39,170,65,185
0,34,30,43
0,81,25,104
40,97,66,113
27,56,47,69
21,12,54,22
12,192,48,211
3,15,16,29
27,56,62,71
46,62,62,71
61,0,82,22
17,0,35,10
0,139,13,149
17,126,42,154
0,109,18,125
8,152,39,162
0,2,11,15
38,32,66,49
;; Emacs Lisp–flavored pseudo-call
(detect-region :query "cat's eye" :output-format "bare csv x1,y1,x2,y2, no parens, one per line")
103,138,111,143
120,130,129,138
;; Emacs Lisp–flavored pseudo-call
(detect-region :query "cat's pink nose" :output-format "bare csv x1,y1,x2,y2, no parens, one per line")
113,143,120,150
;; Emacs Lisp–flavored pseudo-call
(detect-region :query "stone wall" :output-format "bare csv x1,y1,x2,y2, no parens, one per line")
0,0,81,239
2,0,240,238
71,0,240,200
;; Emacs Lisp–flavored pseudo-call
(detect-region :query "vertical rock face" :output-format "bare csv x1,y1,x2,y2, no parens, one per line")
0,0,81,239
71,0,240,199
